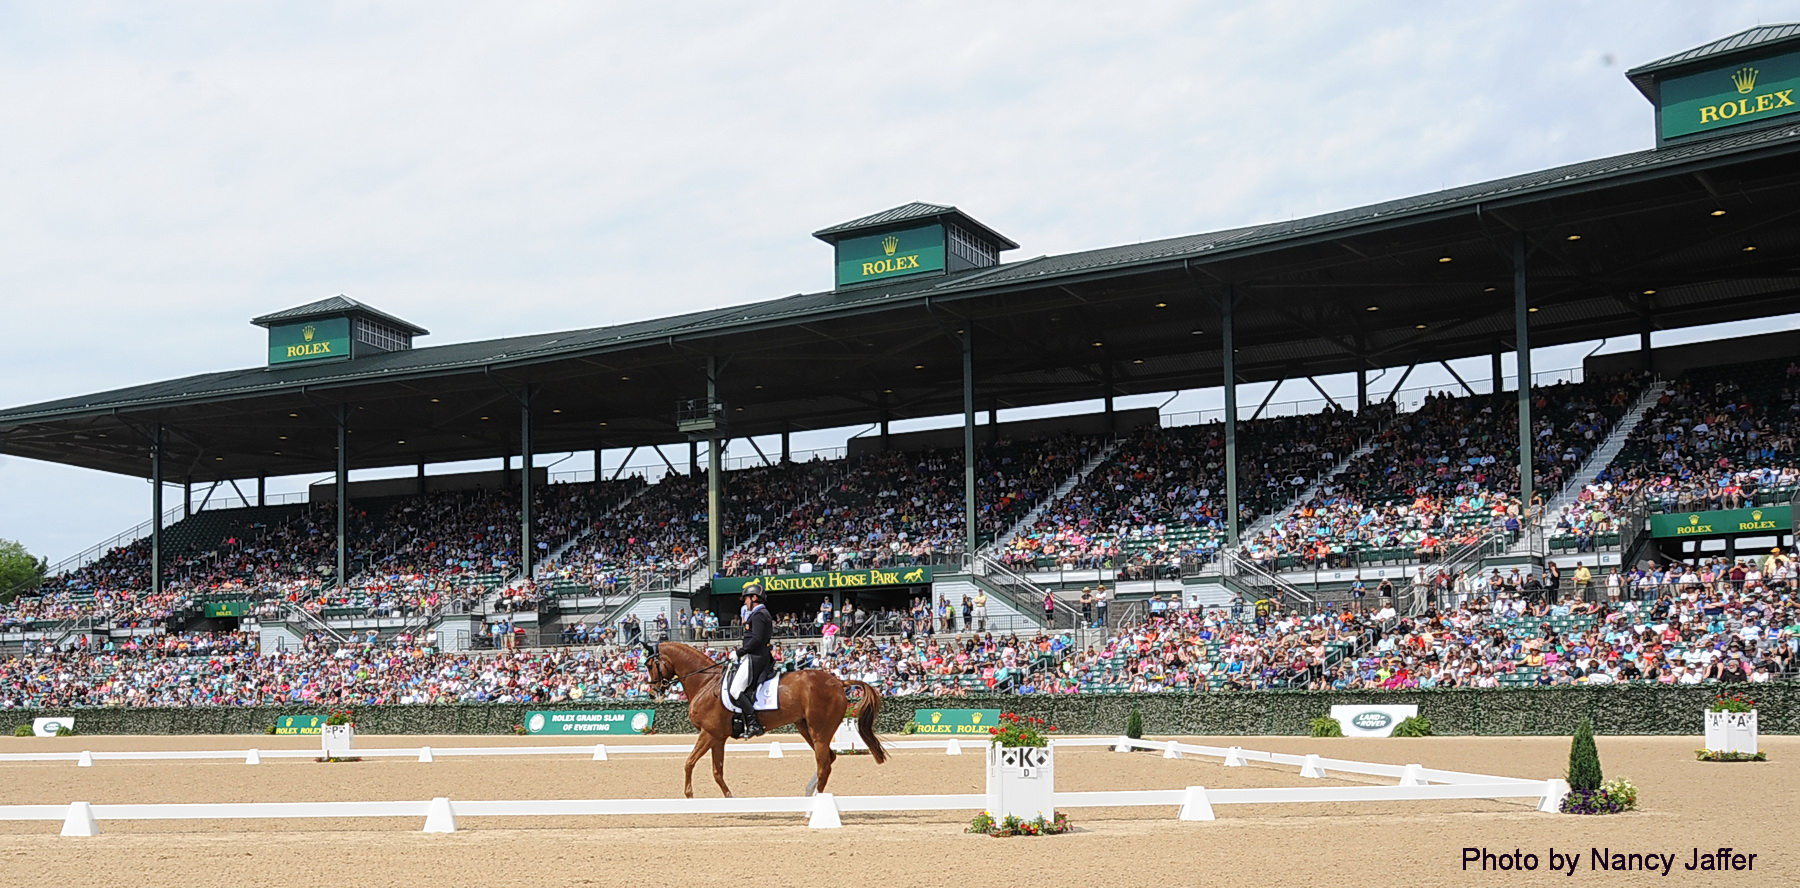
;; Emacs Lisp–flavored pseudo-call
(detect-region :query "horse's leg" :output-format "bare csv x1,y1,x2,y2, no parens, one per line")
805,717,836,796
710,735,732,798
683,733,711,799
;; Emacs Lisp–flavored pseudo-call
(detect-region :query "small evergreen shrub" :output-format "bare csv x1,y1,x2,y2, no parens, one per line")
1125,707,1144,741
1390,715,1432,737
1309,716,1344,737
1567,718,1603,791
12,725,31,737
54,726,76,737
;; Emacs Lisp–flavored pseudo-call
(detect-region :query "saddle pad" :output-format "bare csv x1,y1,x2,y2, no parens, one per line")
721,667,782,713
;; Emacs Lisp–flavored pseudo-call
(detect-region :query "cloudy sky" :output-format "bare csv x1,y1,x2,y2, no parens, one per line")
2,2,1796,563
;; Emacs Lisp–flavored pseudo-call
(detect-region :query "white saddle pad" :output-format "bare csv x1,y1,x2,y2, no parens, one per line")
721,666,781,713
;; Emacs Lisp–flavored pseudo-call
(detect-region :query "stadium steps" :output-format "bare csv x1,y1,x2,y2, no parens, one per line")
1513,380,1663,557
1241,434,1384,542
532,483,649,581
981,438,1121,556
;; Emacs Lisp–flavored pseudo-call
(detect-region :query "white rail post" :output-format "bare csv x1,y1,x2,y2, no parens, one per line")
807,792,842,829
1537,779,1569,814
1397,763,1424,786
1223,746,1246,767
60,802,99,837
592,744,609,761
418,746,435,763
768,741,784,758
1177,786,1215,821
76,751,94,768
1299,754,1326,778
945,739,962,756
1112,735,1132,753
245,749,262,766
423,796,458,833
1163,740,1182,760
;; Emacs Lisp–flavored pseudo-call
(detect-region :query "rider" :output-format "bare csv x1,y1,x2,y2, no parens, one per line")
730,584,775,739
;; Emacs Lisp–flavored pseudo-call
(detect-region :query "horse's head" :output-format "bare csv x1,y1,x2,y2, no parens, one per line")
640,641,672,687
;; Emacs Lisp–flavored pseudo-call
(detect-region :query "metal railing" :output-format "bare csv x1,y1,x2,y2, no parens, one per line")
1219,550,1319,614
1160,366,1585,429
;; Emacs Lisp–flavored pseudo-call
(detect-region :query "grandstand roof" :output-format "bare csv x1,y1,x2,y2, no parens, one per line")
250,295,431,336
1627,23,1800,102
7,119,1800,483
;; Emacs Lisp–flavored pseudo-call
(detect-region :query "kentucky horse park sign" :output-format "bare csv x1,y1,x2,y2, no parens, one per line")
710,566,934,596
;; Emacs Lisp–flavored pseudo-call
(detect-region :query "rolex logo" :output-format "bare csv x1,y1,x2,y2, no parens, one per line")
1752,510,1763,520
1734,66,1759,95
882,235,899,256
1689,515,1700,525
303,324,316,342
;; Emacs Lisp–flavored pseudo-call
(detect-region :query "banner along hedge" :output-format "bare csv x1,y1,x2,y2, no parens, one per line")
3,685,1793,737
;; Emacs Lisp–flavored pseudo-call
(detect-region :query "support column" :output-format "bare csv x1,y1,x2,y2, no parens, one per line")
417,460,427,495
1355,369,1368,412
987,400,999,445
256,475,266,508
1102,364,1116,432
962,327,977,559
689,441,699,475
707,357,723,580
336,406,349,589
1221,288,1239,547
1514,233,1534,514
878,392,891,452
780,425,790,463
183,480,192,518
1639,329,1654,374
1491,351,1504,395
150,424,164,599
519,386,534,581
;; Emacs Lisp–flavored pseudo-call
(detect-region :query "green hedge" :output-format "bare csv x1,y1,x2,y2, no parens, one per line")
6,685,1795,736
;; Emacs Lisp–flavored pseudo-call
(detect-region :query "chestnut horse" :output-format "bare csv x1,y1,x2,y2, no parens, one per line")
643,640,887,798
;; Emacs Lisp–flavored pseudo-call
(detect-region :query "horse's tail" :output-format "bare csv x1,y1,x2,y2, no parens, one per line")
845,679,888,764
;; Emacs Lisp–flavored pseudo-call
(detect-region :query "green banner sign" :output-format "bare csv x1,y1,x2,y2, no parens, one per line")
524,709,655,735
203,600,251,618
274,714,327,736
268,316,351,366
1649,505,1792,538
711,565,934,596
834,224,946,288
1661,49,1800,140
910,708,1003,735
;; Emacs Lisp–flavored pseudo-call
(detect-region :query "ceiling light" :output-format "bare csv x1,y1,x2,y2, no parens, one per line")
278,435,288,441
214,456,224,461
397,440,406,445
599,422,608,427
1365,305,1379,312
1154,302,1168,309
480,416,489,421
1189,328,1203,335
754,384,764,390
552,409,562,414
1566,234,1581,241
1483,287,1497,293
430,398,440,403
1415,324,1428,330
289,413,299,418
1742,243,1758,252
914,364,925,370
1132,359,1144,364
620,376,631,381
273,451,282,455
1437,256,1452,263
1091,341,1104,347
1528,307,1540,313
1710,209,1727,217
734,407,744,412
1642,289,1656,295
883,388,894,394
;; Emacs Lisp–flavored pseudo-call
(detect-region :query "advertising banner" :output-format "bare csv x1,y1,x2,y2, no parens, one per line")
274,714,327,736
1649,505,1791,538
910,708,1003,735
524,710,656,736
1328,704,1419,738
711,565,933,596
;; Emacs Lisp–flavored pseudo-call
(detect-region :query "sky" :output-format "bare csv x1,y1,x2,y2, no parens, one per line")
2,1,1797,565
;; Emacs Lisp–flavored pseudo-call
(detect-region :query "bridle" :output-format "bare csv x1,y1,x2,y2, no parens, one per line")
643,643,729,690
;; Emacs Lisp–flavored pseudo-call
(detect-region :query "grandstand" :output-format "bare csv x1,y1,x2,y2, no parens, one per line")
1,24,1799,696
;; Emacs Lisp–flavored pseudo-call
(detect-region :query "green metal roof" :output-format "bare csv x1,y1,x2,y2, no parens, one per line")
1627,23,1800,101
250,295,431,336
812,202,1020,250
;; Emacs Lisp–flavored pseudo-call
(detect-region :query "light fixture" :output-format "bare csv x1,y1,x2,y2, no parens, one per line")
1566,234,1581,241
273,451,282,455
1437,256,1452,263
1483,287,1497,293
289,413,299,418
754,384,763,390
1415,324,1428,330
1154,302,1168,308
914,364,925,370
430,398,440,403
1190,328,1203,335
1365,305,1379,312
883,388,894,394
1710,209,1727,217
552,409,562,414
397,440,406,445
278,435,288,441
1742,243,1758,252
734,407,744,412
1132,358,1145,364
214,456,224,461
1642,289,1656,295
1528,307,1540,313
1091,341,1104,347
620,376,631,381
599,421,608,427
480,416,489,421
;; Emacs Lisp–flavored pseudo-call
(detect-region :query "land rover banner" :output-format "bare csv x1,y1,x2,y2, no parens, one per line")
910,708,1002,735
525,709,656,736
1649,505,1791,539
1328,704,1418,738
31,717,74,737
711,566,933,596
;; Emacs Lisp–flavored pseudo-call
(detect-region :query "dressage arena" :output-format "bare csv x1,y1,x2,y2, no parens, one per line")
0,733,1791,887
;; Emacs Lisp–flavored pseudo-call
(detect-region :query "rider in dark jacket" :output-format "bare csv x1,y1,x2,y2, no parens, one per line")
730,586,775,738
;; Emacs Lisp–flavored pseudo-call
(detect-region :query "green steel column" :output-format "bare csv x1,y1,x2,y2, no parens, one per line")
150,424,163,599
1515,233,1534,515
963,327,977,559
1222,287,1239,547
707,357,722,580
519,386,534,581
336,405,349,589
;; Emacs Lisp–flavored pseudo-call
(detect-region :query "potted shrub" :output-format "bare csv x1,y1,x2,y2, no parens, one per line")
321,710,355,758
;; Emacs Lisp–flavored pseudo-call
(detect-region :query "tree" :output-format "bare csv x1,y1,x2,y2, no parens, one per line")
1125,706,1144,741
0,539,47,604
1567,717,1603,791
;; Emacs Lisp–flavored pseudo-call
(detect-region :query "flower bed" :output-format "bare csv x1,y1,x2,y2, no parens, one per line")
967,810,1072,837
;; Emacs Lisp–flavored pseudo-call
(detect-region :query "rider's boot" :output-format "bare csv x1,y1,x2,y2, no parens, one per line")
735,690,764,738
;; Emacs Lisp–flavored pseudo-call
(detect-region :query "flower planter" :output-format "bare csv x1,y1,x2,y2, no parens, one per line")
985,744,1055,821
1704,710,1757,755
831,718,860,753
321,724,355,758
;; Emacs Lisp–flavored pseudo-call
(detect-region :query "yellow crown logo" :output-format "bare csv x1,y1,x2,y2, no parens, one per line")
302,324,316,342
970,712,983,724
931,711,942,724
1689,515,1700,525
1753,510,1763,520
881,235,899,256
1733,66,1758,95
